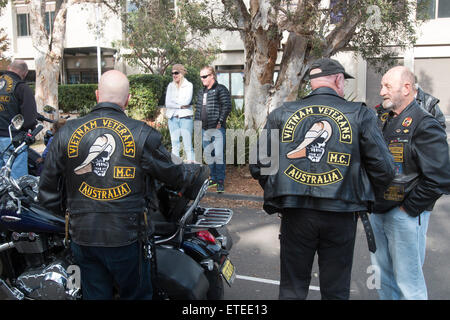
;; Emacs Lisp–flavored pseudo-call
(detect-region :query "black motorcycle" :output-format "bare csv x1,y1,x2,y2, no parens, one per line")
0,114,235,300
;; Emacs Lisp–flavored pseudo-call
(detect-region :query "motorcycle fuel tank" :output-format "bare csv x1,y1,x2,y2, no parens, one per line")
0,202,65,234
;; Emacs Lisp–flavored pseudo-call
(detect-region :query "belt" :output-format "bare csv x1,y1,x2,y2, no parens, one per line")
173,115,192,119
357,212,377,253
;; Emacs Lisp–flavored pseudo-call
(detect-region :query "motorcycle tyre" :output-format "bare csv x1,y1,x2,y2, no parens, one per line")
206,268,224,300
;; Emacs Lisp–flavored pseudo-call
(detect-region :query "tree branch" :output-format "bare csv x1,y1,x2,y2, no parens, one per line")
323,13,362,57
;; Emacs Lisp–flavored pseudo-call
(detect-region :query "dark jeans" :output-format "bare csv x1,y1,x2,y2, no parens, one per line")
279,208,357,300
202,127,226,182
71,241,152,300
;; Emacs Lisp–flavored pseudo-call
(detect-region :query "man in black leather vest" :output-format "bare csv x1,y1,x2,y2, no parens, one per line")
370,66,450,300
250,58,395,300
0,60,37,179
38,70,200,300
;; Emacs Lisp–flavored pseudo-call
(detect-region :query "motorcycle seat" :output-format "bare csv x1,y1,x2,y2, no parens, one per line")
149,209,178,237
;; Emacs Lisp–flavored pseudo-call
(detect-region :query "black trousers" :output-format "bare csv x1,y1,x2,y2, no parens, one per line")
71,241,153,300
279,208,357,300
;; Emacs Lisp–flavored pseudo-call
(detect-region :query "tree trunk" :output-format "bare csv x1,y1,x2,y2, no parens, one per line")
243,26,281,130
34,55,61,112
29,0,70,115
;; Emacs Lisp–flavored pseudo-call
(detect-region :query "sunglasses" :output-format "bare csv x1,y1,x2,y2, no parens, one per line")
172,71,180,75
200,74,211,79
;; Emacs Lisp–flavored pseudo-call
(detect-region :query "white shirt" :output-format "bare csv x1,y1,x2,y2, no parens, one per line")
165,78,193,119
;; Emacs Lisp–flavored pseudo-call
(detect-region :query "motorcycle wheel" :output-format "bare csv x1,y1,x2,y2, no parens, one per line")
206,269,224,300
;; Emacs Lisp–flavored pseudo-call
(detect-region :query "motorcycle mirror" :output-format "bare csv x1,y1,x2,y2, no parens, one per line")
43,105,56,114
10,114,24,131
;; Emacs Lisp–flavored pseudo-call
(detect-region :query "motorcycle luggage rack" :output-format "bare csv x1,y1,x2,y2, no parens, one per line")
187,208,233,229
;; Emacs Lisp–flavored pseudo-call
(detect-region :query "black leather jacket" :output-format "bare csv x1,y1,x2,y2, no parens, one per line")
374,100,450,216
194,81,232,129
38,102,198,247
416,87,446,128
250,87,395,214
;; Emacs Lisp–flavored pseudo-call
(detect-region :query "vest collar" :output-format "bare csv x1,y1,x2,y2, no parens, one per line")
2,71,22,81
92,102,126,114
306,87,345,100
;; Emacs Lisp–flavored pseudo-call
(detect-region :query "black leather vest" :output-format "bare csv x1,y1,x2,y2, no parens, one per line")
0,72,23,130
257,87,394,213
374,102,424,213
61,103,151,246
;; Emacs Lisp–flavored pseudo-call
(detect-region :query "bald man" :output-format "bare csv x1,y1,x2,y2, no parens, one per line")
38,70,201,299
0,60,37,179
370,66,450,300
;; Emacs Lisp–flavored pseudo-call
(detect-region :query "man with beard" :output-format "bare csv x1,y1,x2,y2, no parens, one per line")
370,66,450,300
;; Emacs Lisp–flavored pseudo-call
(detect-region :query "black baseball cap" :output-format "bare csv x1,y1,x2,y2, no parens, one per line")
307,58,354,80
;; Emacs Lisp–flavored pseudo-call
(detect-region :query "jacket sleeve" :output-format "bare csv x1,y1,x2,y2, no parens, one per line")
402,117,450,216
358,106,395,195
16,83,38,131
140,128,191,192
38,131,66,215
218,85,232,124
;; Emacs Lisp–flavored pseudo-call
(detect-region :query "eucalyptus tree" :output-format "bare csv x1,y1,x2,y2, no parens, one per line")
181,0,419,130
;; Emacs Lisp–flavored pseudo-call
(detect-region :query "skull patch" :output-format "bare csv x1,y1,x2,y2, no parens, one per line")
74,133,116,176
287,120,333,162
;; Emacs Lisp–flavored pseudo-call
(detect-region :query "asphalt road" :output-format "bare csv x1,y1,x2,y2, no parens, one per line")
222,194,450,300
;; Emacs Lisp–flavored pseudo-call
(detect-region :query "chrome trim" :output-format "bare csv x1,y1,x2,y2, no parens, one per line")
187,208,233,229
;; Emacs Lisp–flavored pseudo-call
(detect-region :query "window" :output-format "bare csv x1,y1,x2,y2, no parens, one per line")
45,11,55,35
67,71,98,84
417,0,450,19
17,13,30,37
438,0,450,17
217,66,245,110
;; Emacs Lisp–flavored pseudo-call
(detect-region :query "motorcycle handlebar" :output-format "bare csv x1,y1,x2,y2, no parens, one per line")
29,124,43,138
37,114,55,123
22,185,37,201
25,125,44,145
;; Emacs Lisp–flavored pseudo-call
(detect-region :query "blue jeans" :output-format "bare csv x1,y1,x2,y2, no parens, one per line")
369,207,430,300
0,136,28,179
71,241,153,300
202,127,226,183
168,117,194,161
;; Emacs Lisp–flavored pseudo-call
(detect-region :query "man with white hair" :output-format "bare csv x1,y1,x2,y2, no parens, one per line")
0,60,37,178
371,66,450,300
250,58,395,300
38,70,203,300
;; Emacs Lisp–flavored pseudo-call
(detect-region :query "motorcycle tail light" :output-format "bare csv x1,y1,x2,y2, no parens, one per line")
196,230,217,244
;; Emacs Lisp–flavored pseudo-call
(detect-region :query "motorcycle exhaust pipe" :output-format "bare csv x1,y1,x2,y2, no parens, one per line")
0,279,24,300
0,242,15,253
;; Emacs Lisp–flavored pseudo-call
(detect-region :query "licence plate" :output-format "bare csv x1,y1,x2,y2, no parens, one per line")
221,258,236,286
